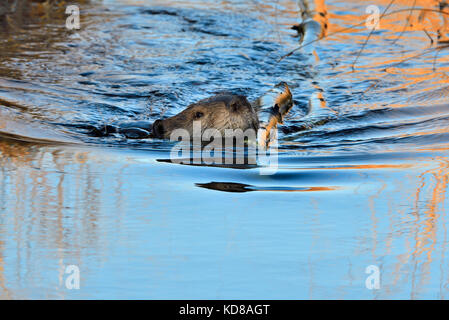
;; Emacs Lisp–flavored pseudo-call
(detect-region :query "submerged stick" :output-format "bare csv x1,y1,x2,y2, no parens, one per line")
294,0,328,53
258,83,293,148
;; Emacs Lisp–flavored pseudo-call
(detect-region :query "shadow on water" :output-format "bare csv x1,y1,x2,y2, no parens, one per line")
1,0,449,299
195,181,338,192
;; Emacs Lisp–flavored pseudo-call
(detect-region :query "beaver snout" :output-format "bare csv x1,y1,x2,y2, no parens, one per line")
152,119,165,138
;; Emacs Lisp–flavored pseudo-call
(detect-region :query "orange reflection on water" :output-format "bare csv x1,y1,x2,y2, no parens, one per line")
328,0,448,38
300,163,416,170
325,0,449,91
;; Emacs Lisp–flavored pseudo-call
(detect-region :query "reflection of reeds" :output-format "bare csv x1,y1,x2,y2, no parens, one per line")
408,158,448,298
281,0,449,112
0,239,12,299
0,0,90,29
369,157,449,298
281,1,449,66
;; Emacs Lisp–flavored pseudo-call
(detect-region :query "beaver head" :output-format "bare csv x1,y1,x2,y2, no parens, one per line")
152,94,259,140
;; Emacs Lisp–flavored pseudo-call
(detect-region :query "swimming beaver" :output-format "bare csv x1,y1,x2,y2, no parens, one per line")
80,83,292,144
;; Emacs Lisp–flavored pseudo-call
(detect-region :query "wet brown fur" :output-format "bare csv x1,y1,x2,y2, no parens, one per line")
152,94,259,139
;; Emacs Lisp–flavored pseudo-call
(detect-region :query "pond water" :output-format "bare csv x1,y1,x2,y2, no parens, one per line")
1,0,449,299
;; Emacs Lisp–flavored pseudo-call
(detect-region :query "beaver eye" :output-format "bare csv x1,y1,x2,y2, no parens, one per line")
194,111,204,119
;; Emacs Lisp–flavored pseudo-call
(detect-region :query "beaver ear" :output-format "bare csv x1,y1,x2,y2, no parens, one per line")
230,102,239,112
229,98,243,112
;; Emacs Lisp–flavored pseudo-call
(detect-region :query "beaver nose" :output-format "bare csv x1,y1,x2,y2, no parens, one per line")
152,119,165,138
